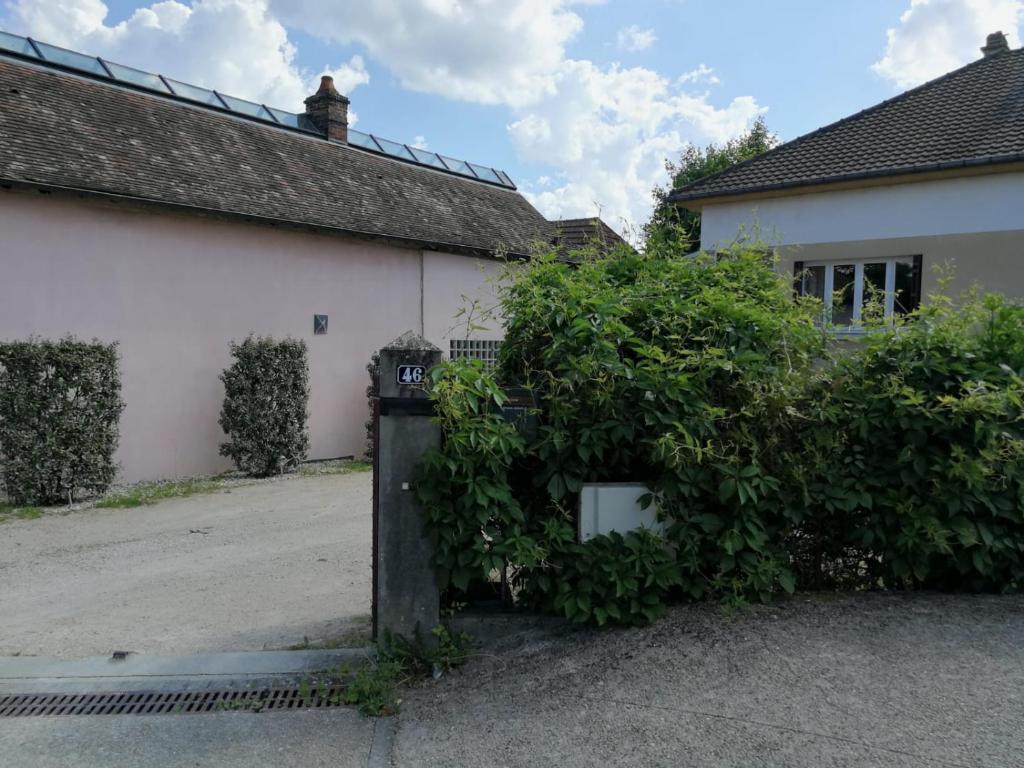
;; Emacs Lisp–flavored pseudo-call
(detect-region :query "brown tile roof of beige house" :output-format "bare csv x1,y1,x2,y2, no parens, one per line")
670,42,1024,205
0,52,554,258
553,217,630,256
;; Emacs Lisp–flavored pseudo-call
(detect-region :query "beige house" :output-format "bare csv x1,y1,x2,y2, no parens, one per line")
0,32,622,482
671,32,1024,326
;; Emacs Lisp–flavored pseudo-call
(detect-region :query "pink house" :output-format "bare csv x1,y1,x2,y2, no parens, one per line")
0,32,622,482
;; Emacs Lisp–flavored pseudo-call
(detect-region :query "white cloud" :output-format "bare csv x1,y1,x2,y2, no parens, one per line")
616,24,656,52
272,0,586,107
1,0,369,110
268,1,762,233
872,0,1022,88
412,135,428,149
510,60,763,233
4,0,766,235
677,63,719,85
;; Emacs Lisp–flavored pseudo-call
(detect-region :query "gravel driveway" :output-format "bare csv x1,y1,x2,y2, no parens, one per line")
0,472,371,658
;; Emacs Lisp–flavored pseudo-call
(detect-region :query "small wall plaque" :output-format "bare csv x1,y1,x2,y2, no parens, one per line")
396,364,426,385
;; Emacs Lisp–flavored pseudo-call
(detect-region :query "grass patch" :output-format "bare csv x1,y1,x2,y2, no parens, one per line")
0,503,44,523
285,615,373,650
299,459,372,477
96,479,221,509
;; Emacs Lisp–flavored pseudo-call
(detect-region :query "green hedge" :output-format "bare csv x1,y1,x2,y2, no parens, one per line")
0,338,123,505
416,243,1024,627
794,292,1024,591
219,335,310,476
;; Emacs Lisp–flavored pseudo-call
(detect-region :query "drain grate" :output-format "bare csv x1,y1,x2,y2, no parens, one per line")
0,686,349,717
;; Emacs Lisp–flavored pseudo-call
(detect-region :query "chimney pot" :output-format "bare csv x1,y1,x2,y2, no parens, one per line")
981,31,1009,58
304,75,350,142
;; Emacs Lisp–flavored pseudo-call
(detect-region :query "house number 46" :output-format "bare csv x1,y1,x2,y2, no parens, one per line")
396,364,426,385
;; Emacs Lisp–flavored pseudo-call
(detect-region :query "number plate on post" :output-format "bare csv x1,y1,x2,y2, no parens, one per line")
396,364,426,385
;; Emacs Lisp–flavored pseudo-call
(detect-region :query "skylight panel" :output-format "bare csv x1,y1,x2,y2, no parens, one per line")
266,107,299,127
347,130,380,150
33,41,109,77
164,78,226,107
0,31,38,57
469,163,501,183
439,155,472,175
101,60,171,93
409,147,447,169
218,92,274,121
495,170,514,187
373,136,415,160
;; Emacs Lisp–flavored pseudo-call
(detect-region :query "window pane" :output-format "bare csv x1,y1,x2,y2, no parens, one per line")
0,31,38,57
217,92,273,120
893,257,916,315
862,262,887,319
34,41,108,76
347,129,379,150
409,147,447,169
374,137,414,160
800,265,826,302
266,107,300,128
469,163,501,183
102,60,171,92
440,155,472,175
165,78,224,106
832,264,856,325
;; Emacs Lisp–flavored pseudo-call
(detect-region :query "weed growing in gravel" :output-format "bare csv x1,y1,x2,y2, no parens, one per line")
299,625,474,717
0,503,43,523
96,479,221,509
298,459,371,477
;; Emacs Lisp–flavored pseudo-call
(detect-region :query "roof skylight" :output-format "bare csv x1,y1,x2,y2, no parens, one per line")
0,30,516,190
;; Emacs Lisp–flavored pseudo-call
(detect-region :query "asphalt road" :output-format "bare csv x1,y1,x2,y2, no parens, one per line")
397,593,1024,768
0,473,372,658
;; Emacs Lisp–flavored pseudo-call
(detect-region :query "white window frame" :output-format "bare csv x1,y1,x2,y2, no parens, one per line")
799,256,909,333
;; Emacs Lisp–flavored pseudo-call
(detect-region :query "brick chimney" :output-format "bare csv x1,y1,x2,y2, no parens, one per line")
303,76,350,142
981,31,1009,58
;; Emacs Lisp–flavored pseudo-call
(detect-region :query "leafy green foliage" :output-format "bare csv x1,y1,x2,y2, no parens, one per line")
219,335,310,476
415,359,532,595
335,625,472,717
418,243,821,624
646,117,778,252
0,337,123,505
792,290,1024,591
417,242,1024,626
521,529,682,626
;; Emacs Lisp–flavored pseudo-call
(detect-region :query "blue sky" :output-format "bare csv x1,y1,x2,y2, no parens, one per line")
3,1,1021,235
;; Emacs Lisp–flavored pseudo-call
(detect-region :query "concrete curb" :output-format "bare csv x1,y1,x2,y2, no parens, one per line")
367,716,397,768
0,648,375,694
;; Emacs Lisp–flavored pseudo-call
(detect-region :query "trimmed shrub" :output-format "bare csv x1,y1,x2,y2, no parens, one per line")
219,335,310,476
793,291,1024,591
0,337,123,505
417,243,823,622
416,240,1024,627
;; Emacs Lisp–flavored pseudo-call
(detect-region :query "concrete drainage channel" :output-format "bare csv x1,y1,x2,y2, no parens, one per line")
0,686,351,717
0,648,399,767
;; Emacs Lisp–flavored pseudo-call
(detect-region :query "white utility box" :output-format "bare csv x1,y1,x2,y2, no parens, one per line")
578,483,662,542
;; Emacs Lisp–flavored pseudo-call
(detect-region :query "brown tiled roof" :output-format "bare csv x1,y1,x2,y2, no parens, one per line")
670,46,1024,204
0,55,553,257
553,217,629,255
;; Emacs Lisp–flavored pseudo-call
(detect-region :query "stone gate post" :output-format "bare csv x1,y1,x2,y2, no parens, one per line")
372,331,442,645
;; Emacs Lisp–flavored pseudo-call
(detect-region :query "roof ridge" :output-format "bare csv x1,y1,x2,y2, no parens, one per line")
670,46,1024,202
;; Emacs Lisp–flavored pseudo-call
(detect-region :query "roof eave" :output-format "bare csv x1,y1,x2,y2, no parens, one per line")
0,177,536,261
669,153,1024,209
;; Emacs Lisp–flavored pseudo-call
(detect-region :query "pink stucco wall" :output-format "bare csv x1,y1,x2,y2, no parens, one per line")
0,189,503,481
